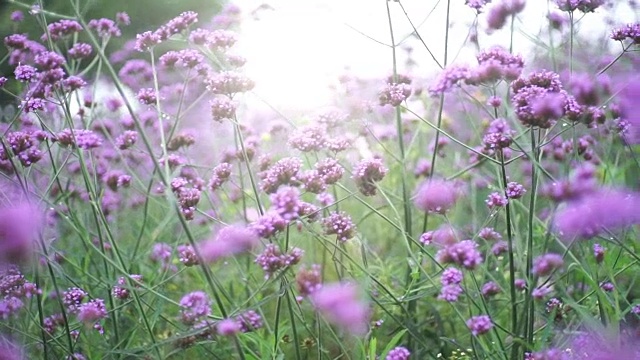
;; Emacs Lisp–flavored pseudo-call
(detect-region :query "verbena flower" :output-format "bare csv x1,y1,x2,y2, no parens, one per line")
179,291,211,325
296,264,322,298
553,189,640,240
322,212,357,242
413,179,459,214
533,253,564,277
199,225,259,262
436,240,483,269
466,315,493,336
311,283,369,335
255,244,303,278
352,158,387,196
386,346,411,360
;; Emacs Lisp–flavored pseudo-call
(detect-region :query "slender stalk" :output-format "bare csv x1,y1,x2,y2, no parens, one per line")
525,128,539,350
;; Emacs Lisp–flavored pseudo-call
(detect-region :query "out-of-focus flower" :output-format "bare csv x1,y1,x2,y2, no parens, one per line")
311,283,369,335
0,204,42,264
466,315,493,336
199,225,259,262
413,179,459,214
553,189,640,241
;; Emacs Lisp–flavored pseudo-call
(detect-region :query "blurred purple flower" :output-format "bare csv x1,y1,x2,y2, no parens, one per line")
199,225,259,262
413,179,459,214
553,189,640,241
0,204,42,264
311,283,369,335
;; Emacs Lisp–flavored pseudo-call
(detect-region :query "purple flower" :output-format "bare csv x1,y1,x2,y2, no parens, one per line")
180,291,211,325
352,158,387,196
288,125,327,152
322,212,357,242
491,241,509,256
250,211,287,238
217,318,241,336
199,225,259,262
255,244,303,278
55,129,102,150
0,205,42,264
260,157,302,194
386,346,411,360
486,0,526,31
177,245,199,266
296,264,322,297
441,267,463,285
150,243,173,265
14,65,37,82
43,20,83,41
413,179,459,214
532,284,553,299
478,227,502,242
10,11,24,22
436,240,483,269
379,82,412,107
481,281,501,297
533,253,564,277
63,287,87,314
506,182,526,199
311,283,369,335
466,315,493,336
77,299,107,323
210,97,237,122
600,282,614,292
115,130,138,150
438,284,463,302
236,310,263,332
593,243,605,264
206,71,254,95
112,275,142,300
485,192,508,209
553,189,640,240
136,88,157,105
88,18,121,38
270,186,303,221
429,65,470,96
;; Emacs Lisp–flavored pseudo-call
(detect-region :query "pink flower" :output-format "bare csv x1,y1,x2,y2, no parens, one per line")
413,179,459,214
199,225,259,262
311,283,369,335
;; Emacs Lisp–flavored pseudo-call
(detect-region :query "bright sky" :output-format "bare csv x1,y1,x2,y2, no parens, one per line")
233,0,636,112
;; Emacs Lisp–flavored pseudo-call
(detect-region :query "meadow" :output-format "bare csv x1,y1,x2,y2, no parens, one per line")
0,0,639,359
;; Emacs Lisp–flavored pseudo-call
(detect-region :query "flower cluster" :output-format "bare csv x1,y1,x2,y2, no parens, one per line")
255,244,303,278
436,240,483,269
321,210,356,241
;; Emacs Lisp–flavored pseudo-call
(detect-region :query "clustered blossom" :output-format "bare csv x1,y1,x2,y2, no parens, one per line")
0,266,41,319
610,23,640,44
352,158,387,196
208,162,232,191
542,164,597,201
378,82,412,107
485,192,508,209
478,227,502,242
315,158,344,184
250,211,287,238
296,264,322,298
136,88,157,105
112,275,143,300
322,212,357,242
420,225,458,246
386,346,411,360
177,244,199,266
206,71,254,95
0,130,46,168
311,283,369,335
199,225,259,262
43,19,83,41
486,0,526,30
255,244,303,278
511,70,581,128
465,0,492,11
236,310,263,333
210,97,237,122
288,125,327,152
150,243,175,271
466,315,493,336
171,177,202,220
555,0,605,13
134,11,198,51
115,130,138,150
481,281,501,297
533,253,564,277
260,157,302,193
77,299,108,325
506,182,526,199
593,243,605,263
413,179,459,214
439,267,464,302
553,189,640,240
88,18,121,38
436,240,483,269
67,42,93,60
55,129,103,150
179,291,211,325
